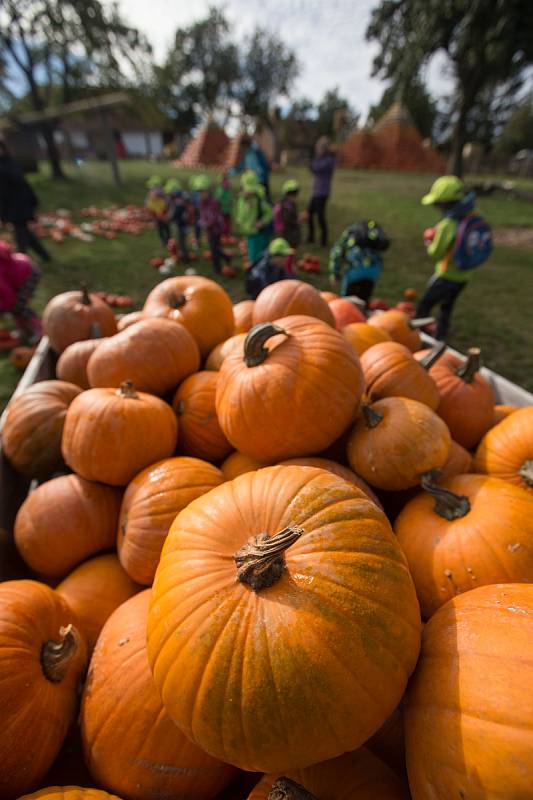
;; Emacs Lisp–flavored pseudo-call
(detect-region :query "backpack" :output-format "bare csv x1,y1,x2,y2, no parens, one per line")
453,214,493,270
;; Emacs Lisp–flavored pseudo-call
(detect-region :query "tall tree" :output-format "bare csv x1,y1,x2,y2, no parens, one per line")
494,96,533,155
315,88,359,140
235,28,298,121
366,0,533,176
367,80,437,139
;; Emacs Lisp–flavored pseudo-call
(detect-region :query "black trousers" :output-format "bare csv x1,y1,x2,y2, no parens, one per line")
343,278,375,304
13,222,50,261
156,220,171,245
175,224,189,262
209,232,231,274
307,196,329,246
417,276,467,340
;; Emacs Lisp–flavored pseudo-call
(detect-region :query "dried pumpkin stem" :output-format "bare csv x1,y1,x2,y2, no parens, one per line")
362,403,383,429
519,460,533,487
456,347,481,383
419,341,446,370
409,316,435,330
80,283,91,305
169,292,186,309
244,323,287,368
235,526,304,591
117,380,139,399
41,624,79,683
421,472,471,520
268,778,318,800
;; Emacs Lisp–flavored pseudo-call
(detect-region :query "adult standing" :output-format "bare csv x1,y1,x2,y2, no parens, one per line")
231,135,272,202
0,140,50,262
307,136,336,247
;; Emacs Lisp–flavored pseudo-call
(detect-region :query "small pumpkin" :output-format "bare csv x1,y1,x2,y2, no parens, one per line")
221,451,266,480
368,310,426,352
42,286,117,354
62,381,178,486
9,345,35,371
492,403,519,426
252,280,335,327
117,310,145,331
2,380,81,479
328,297,366,330
347,399,451,491
118,456,224,585
147,465,421,773
56,554,140,650
343,322,391,356
475,406,533,493
87,318,200,396
81,591,236,800
56,338,108,389
279,457,382,507
233,299,255,334
173,371,232,463
0,581,87,799
18,789,120,800
205,333,246,371
15,474,121,578
216,318,364,462
396,474,533,618
360,341,444,409
405,583,533,799
438,439,473,481
143,275,234,357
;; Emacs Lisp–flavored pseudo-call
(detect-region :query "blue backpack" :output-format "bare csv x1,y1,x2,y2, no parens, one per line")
453,214,493,270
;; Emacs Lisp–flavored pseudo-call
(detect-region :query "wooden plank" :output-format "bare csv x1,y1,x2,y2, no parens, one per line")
0,336,54,433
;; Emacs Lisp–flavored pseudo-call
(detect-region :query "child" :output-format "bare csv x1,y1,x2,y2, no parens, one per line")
417,176,492,340
165,178,189,263
196,175,231,275
329,219,390,303
245,238,293,299
0,242,42,343
216,173,233,236
235,170,273,263
145,176,170,246
273,179,301,274
189,176,203,250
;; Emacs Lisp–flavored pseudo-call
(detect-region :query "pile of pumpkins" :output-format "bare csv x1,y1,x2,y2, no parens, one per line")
1,275,532,800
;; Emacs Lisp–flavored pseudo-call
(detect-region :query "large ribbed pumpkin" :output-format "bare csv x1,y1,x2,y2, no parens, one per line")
56,338,108,389
343,322,391,356
173,371,233,462
475,406,533,494
81,591,236,800
205,333,246,371
118,456,224,585
279,457,381,507
43,287,117,354
2,380,81,478
328,297,366,330
405,584,533,799
252,280,335,327
143,275,234,357
360,341,443,409
0,581,87,799
14,474,121,578
62,382,178,486
221,451,266,480
18,789,120,800
56,554,140,650
368,310,423,352
216,317,364,462
233,299,255,334
147,465,421,772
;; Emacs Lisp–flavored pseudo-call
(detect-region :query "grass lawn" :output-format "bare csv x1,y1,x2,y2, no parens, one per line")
1,158,532,408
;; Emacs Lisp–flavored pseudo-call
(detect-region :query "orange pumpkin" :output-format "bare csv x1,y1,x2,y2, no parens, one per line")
247,748,409,799
328,297,366,330
118,456,224,585
81,591,236,800
56,338,108,389
360,341,444,409
216,318,364,462
9,345,35,371
347,399,451,490
252,280,335,327
62,382,178,486
475,406,533,493
368,310,424,352
56,554,140,650
233,299,255,334
0,581,87,798
15,474,121,578
18,789,120,800
279,457,382,508
143,275,234,357
87,318,200,396
396,474,533,618
492,403,519,426
173,371,232,462
405,584,533,798
2,380,81,479
320,290,338,303
438,439,473,481
205,333,246,371
343,322,391,356
221,451,266,480
42,287,117,353
147,465,421,772
117,310,145,331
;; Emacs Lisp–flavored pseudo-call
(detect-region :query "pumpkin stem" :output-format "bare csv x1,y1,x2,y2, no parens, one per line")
421,472,471,520
169,292,187,309
419,341,446,370
456,347,481,383
409,316,435,330
244,323,287,368
235,526,304,591
80,283,91,306
175,399,185,415
519,459,533,487
117,380,139,399
362,403,383,428
41,624,80,683
268,778,318,800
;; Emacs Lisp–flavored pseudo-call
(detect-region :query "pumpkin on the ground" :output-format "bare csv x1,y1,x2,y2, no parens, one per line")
147,465,420,773
81,591,236,800
233,299,255,334
216,317,364,462
0,581,87,799
252,280,335,327
14,474,121,578
405,583,533,799
2,380,81,479
18,789,120,800
62,381,178,486
173,371,232,463
56,338,108,389
118,456,224,585
347,398,451,491
475,406,533,493
42,286,117,353
360,341,444,409
368,310,424,352
279,457,381,507
328,297,366,330
9,345,35,370
221,451,266,480
205,333,246,371
438,439,473,481
343,322,391,356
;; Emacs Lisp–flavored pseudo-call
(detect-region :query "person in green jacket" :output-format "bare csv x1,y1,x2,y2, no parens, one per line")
417,175,478,340
234,170,273,263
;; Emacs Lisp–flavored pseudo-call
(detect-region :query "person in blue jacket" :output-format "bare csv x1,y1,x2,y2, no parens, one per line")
231,136,272,202
329,219,390,304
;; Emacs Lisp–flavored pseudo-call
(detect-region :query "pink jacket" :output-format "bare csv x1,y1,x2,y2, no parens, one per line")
0,252,33,312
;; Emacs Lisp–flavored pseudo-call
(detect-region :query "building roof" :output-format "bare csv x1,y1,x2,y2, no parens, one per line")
373,100,414,132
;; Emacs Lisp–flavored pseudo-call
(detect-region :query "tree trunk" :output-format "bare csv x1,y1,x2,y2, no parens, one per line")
41,123,65,179
450,88,474,178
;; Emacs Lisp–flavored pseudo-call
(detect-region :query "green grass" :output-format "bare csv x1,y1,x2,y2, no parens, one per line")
1,159,532,408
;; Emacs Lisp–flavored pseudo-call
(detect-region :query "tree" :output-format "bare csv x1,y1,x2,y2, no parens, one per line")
495,97,533,155
366,0,533,176
315,88,359,140
0,0,150,178
367,80,437,139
